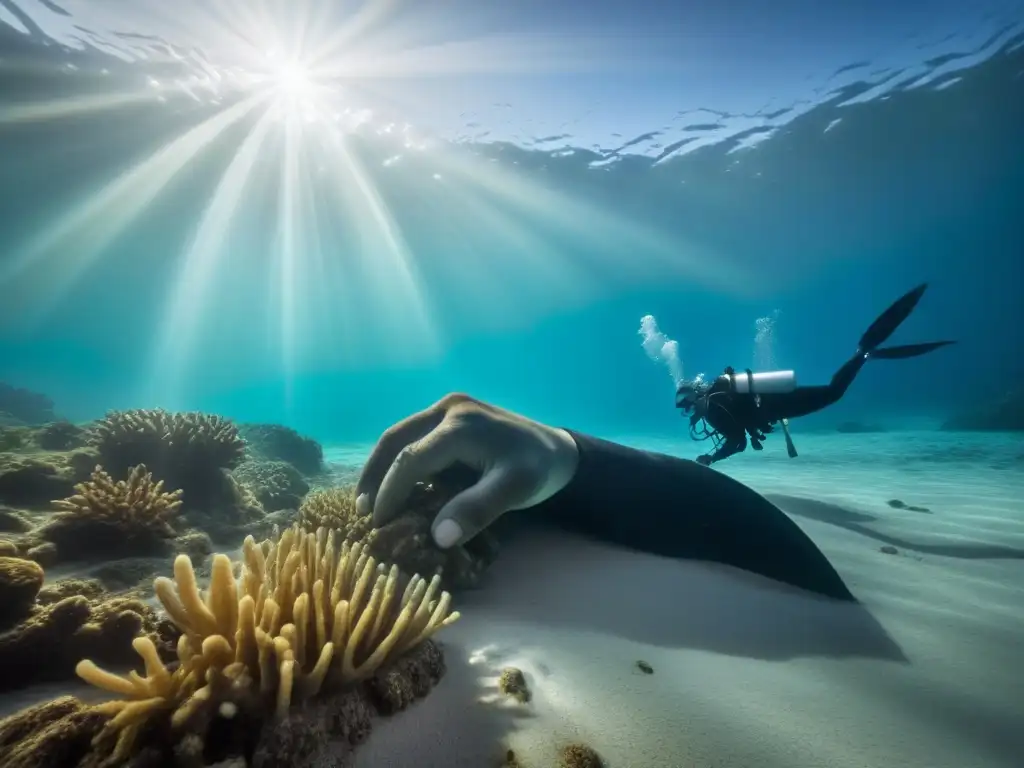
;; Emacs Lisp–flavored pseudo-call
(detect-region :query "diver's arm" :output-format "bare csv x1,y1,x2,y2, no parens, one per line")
527,430,854,601
704,433,747,465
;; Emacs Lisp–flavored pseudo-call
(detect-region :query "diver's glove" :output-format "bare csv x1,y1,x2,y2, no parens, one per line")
696,454,713,466
355,393,580,549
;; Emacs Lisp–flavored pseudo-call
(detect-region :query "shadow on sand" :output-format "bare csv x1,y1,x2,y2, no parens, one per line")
465,526,906,664
351,634,532,768
768,493,1024,560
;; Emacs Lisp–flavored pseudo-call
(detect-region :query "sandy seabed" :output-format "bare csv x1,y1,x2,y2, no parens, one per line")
2,431,1020,768
335,430,1024,768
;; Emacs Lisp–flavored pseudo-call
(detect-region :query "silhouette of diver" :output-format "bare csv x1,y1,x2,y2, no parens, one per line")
675,283,955,466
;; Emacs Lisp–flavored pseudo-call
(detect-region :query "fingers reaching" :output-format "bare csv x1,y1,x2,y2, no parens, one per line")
430,464,537,549
372,419,471,527
355,403,447,506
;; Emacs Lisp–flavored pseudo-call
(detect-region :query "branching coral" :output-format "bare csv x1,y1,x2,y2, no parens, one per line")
39,464,182,560
89,408,247,476
75,525,460,764
297,486,371,542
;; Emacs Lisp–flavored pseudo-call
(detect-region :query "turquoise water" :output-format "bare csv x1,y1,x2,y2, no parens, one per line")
1,2,1023,767
0,1,1021,442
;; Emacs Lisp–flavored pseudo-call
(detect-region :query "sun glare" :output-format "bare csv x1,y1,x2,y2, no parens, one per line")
273,62,313,99
0,1,743,411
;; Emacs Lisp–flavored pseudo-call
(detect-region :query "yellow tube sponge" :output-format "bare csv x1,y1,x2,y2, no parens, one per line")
74,524,460,764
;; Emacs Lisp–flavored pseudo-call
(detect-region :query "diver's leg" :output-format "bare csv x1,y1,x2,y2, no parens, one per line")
759,352,867,421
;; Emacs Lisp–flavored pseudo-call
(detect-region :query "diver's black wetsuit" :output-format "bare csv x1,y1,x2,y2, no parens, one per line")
689,283,954,466
528,430,855,601
699,352,867,464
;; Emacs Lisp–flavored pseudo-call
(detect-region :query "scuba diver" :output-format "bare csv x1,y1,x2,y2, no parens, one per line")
676,283,955,467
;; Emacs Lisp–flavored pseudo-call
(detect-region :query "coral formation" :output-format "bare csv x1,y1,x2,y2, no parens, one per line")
367,475,503,591
498,666,531,703
233,460,309,513
0,425,30,452
297,477,502,592
0,453,78,507
0,381,57,425
37,464,183,561
88,409,247,509
36,420,88,451
239,423,324,475
559,743,604,768
90,409,247,473
37,576,107,604
0,555,44,623
1,421,86,452
0,578,174,693
0,696,110,768
0,505,32,533
296,486,371,542
74,525,459,764
0,446,98,508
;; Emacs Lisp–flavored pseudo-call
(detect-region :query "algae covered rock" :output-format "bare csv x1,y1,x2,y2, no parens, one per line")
0,564,176,694
0,506,32,533
0,382,57,425
0,556,44,624
560,743,605,768
367,470,502,591
0,695,109,768
34,420,86,451
240,422,324,475
0,454,77,508
233,459,309,512
497,666,531,703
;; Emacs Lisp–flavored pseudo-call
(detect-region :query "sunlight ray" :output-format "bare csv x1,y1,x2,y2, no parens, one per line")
317,33,620,79
150,110,277,404
424,175,597,322
424,146,753,294
0,93,268,326
0,89,164,124
296,163,348,354
319,131,439,357
276,111,304,411
306,0,400,70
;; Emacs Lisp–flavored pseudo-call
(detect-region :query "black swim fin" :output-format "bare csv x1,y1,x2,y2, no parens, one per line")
871,340,956,359
858,283,928,353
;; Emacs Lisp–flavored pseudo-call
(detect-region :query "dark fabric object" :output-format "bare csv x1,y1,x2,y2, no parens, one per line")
530,431,854,602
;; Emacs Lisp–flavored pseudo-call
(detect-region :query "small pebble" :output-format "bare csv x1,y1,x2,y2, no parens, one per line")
635,660,654,674
880,545,899,555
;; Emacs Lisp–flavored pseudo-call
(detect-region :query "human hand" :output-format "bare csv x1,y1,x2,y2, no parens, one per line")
355,393,580,549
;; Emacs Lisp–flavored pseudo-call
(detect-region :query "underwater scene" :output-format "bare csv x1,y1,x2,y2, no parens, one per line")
1,0,1023,766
